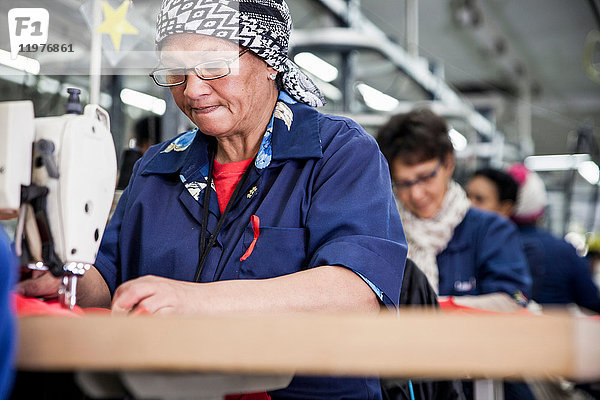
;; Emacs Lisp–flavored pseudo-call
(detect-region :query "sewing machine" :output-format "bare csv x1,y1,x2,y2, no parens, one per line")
0,88,117,308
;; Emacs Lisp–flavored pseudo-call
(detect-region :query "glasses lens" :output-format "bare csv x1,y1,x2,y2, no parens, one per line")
196,60,229,79
393,164,441,191
154,69,185,86
393,182,412,192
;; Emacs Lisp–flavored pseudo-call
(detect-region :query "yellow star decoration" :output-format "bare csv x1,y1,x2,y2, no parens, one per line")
96,0,139,51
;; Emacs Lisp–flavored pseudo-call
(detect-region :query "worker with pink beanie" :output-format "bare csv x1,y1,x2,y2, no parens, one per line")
507,164,600,313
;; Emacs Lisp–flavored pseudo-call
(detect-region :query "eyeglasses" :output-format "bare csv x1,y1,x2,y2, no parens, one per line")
150,48,250,87
393,161,443,191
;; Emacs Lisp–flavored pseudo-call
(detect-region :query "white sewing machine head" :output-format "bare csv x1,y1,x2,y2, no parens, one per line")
0,88,117,308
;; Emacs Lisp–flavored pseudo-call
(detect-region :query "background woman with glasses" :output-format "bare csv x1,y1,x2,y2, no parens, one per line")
377,108,534,400
377,108,531,307
18,1,407,398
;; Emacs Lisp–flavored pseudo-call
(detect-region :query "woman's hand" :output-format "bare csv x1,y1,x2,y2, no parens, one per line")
18,266,112,308
111,275,199,315
17,270,61,299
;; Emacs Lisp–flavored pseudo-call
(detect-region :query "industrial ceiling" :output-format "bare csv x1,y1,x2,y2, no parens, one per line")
1,0,598,158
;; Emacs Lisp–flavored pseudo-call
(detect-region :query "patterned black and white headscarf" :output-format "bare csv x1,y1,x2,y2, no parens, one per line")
156,0,326,107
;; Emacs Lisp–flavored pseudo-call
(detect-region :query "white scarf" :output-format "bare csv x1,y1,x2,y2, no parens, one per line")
397,180,471,293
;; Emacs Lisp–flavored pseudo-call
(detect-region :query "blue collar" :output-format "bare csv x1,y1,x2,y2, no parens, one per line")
141,91,322,179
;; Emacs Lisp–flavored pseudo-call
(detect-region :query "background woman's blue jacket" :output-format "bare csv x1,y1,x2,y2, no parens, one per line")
437,208,531,299
518,224,600,312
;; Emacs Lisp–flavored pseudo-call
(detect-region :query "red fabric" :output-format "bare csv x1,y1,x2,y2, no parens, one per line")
15,293,84,317
14,293,110,317
213,158,254,214
438,297,531,315
240,215,260,261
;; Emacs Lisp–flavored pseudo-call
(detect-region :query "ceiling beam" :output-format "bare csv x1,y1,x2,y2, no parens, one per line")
308,0,497,139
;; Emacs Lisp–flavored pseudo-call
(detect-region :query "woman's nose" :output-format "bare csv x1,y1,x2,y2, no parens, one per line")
183,72,212,98
408,183,426,201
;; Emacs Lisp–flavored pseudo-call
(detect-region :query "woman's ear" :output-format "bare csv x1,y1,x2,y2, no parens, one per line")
499,200,515,219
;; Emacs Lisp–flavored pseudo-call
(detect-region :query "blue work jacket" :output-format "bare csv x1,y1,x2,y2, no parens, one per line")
437,208,532,299
518,224,600,312
96,93,407,400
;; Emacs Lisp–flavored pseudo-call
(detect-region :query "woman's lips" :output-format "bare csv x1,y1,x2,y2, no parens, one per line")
191,105,219,114
411,201,433,214
413,201,430,210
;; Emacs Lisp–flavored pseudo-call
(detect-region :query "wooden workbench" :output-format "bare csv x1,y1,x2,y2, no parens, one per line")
17,310,600,382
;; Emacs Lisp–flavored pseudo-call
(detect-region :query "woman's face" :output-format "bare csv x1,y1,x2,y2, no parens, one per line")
391,156,454,219
466,176,513,218
160,33,278,139
466,176,502,213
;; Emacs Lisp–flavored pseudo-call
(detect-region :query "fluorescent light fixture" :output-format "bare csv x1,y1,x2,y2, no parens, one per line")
578,161,600,185
524,154,591,171
294,52,338,82
120,88,166,115
0,48,40,75
356,83,399,112
448,128,468,152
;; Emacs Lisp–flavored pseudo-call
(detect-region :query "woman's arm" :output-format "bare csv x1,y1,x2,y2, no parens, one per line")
477,214,532,300
111,265,380,315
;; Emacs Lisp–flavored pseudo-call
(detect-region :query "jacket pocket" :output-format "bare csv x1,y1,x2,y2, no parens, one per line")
239,223,308,279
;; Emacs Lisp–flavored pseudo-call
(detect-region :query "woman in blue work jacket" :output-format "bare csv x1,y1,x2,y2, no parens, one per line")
19,1,407,399
377,108,533,400
377,108,531,306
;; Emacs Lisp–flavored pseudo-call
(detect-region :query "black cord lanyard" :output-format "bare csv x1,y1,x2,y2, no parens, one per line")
193,147,255,282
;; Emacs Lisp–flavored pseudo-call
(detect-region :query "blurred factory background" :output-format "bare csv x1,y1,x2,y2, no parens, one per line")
1,0,599,240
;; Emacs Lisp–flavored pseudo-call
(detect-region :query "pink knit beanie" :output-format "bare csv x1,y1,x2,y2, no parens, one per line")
507,163,548,224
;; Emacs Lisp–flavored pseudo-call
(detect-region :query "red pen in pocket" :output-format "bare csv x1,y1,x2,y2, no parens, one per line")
240,214,260,261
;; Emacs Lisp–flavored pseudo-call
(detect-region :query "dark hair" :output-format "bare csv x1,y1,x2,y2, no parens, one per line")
134,115,162,147
471,168,518,203
376,108,453,166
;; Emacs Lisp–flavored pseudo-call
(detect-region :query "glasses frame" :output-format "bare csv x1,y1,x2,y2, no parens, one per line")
150,48,250,87
393,160,443,191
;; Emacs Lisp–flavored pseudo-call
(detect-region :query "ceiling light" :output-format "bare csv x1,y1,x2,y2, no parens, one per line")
120,89,166,115
524,154,591,171
577,161,600,185
294,52,338,82
0,48,40,75
448,128,468,152
356,83,399,112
